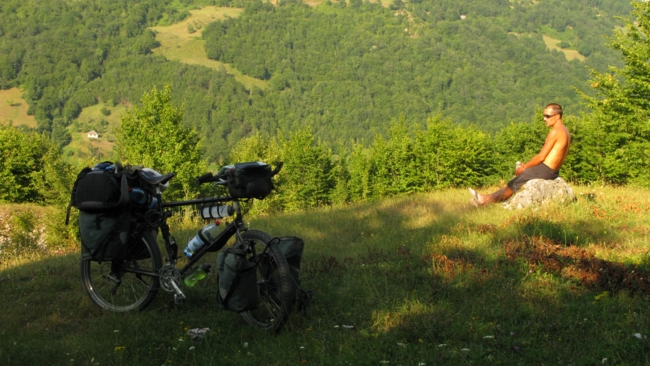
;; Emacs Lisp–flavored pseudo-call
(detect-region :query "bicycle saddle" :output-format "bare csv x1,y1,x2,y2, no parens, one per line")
139,168,175,190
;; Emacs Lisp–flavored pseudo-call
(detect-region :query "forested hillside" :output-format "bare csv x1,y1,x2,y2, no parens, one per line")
203,0,629,139
0,0,632,161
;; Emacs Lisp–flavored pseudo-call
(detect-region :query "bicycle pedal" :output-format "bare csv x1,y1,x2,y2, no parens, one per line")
107,272,122,285
174,293,186,305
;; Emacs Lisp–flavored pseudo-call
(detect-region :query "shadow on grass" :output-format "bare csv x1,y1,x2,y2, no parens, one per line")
2,193,650,365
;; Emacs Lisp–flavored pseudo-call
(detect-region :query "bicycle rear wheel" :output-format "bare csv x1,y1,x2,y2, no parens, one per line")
81,230,162,312
239,230,295,333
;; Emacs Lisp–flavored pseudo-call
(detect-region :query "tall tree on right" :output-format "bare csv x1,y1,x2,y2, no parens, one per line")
583,1,650,185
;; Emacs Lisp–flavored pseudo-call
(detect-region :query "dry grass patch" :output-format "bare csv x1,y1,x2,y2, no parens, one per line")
151,6,267,91
0,88,37,128
543,35,585,61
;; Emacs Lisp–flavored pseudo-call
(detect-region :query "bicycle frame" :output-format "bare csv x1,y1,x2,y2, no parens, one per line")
121,196,254,282
160,196,248,275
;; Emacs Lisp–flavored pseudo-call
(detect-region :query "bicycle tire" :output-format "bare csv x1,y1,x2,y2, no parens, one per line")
81,230,162,312
239,230,295,333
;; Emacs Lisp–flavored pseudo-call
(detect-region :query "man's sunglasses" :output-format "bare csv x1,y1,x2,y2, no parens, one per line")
543,113,559,119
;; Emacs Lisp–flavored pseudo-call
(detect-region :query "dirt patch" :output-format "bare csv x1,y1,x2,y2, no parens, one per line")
505,235,650,295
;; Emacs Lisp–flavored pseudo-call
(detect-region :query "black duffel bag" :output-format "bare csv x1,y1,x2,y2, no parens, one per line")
66,162,132,262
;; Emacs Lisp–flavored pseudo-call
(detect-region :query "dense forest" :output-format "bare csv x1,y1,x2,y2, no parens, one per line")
0,0,633,161
4,0,650,200
203,0,629,139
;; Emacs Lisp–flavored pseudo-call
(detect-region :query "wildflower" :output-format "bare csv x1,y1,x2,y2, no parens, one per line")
419,339,424,343
244,342,249,348
438,344,447,347
300,346,305,349
634,333,643,339
510,332,515,336
461,348,470,351
114,330,119,333
334,325,340,328
418,363,426,366
342,325,354,329
114,346,125,352
178,338,183,342
189,347,195,351
379,361,390,364
397,342,406,347
483,335,494,339
602,358,607,364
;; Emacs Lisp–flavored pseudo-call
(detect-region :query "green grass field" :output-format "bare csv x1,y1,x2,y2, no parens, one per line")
0,88,37,128
1,186,649,365
62,102,128,161
542,34,585,62
150,6,269,91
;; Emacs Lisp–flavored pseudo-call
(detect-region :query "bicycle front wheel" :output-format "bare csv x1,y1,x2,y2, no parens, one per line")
81,230,162,312
239,230,295,333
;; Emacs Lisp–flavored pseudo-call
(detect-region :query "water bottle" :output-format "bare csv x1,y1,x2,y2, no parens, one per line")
183,222,221,258
130,187,158,209
200,205,234,220
184,263,212,287
92,162,117,173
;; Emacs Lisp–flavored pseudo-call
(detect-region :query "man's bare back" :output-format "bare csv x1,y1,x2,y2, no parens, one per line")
543,124,570,171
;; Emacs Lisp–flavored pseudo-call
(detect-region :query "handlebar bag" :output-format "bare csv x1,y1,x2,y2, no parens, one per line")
226,162,274,199
216,243,259,312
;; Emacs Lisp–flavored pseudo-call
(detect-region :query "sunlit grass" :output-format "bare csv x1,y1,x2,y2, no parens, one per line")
1,186,650,364
0,88,37,128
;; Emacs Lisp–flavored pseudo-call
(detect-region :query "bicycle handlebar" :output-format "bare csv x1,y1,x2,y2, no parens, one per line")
196,172,215,184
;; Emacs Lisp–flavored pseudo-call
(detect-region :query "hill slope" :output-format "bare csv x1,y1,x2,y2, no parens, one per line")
0,0,633,161
1,186,650,364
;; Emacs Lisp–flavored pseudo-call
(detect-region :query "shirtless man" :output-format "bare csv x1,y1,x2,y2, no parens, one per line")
469,103,571,206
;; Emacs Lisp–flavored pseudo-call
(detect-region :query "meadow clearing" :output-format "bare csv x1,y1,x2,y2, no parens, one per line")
1,186,649,365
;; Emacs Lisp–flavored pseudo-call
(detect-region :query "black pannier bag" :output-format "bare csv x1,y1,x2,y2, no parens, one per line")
78,211,131,261
66,162,132,262
263,236,313,313
225,162,274,199
216,242,259,312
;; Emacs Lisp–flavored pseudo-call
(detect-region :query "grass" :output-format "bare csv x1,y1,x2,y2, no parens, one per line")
62,102,128,160
0,88,37,128
2,186,650,365
542,34,585,62
150,6,268,91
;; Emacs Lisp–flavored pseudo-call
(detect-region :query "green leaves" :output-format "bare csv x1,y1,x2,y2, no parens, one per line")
581,2,650,185
114,85,205,201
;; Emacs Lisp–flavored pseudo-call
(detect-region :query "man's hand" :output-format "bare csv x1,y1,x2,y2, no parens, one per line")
516,165,526,176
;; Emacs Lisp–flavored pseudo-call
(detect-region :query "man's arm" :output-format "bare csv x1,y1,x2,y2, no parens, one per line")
515,130,559,176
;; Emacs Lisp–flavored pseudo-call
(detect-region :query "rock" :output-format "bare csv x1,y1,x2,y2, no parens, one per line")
502,177,575,210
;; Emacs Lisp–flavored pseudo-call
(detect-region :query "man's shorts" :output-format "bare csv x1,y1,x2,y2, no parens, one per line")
507,163,559,193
